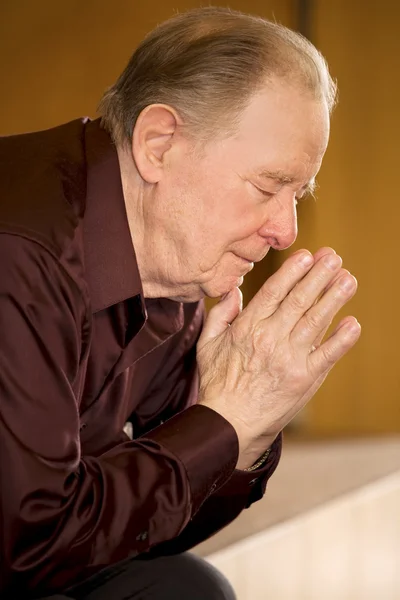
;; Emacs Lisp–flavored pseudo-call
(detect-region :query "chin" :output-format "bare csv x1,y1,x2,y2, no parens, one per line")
201,276,245,299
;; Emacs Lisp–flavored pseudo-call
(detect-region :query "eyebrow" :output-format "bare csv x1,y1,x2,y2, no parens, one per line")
257,169,317,196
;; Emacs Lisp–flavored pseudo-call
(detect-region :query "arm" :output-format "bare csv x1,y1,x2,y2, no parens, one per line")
0,235,237,596
138,301,282,556
141,248,360,555
147,433,281,557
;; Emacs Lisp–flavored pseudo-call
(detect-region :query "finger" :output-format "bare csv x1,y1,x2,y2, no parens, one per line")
269,252,343,335
313,246,337,262
310,249,339,305
308,316,361,375
323,268,352,294
313,267,347,316
310,269,355,347
243,249,315,326
291,271,358,349
198,287,242,348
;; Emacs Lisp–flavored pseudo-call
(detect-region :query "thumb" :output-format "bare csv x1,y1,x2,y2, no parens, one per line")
199,287,243,348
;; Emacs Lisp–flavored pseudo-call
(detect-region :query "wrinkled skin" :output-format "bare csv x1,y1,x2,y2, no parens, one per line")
198,247,360,468
120,79,361,467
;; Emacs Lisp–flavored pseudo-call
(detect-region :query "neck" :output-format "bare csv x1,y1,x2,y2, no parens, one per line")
116,146,180,300
116,145,152,291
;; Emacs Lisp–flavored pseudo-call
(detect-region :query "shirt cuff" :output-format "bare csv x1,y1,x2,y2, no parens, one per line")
210,433,282,505
143,405,239,515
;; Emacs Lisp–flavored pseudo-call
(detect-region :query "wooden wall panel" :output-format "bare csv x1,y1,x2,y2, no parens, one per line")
298,0,400,435
0,0,293,323
0,0,293,134
2,1,397,436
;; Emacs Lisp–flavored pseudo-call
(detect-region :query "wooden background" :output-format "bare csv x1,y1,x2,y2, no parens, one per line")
1,0,399,437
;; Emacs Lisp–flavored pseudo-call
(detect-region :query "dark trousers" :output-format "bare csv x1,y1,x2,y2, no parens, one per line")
41,553,236,600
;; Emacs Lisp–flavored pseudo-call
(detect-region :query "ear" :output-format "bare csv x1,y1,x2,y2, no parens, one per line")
132,104,180,184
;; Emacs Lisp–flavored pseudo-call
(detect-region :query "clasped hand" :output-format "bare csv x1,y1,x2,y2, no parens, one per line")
197,247,361,469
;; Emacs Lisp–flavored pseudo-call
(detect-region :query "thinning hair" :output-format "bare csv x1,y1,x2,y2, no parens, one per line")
99,6,337,146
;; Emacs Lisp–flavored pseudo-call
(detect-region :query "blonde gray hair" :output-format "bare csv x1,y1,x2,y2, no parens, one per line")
99,7,337,145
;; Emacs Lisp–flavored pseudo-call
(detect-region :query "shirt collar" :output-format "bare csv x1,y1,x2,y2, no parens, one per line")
83,118,144,314
82,119,184,339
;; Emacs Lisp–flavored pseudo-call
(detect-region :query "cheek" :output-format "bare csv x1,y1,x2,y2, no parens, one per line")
204,206,264,255
230,202,267,241
169,162,263,248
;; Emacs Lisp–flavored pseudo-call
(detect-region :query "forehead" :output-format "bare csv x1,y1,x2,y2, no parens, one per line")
229,81,330,181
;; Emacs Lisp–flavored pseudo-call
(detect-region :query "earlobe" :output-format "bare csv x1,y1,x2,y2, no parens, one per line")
132,104,179,184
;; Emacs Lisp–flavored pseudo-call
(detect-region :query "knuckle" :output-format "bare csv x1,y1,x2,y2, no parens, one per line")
252,322,271,350
304,310,322,331
289,365,306,386
230,321,247,345
261,281,282,304
288,289,307,311
319,344,337,366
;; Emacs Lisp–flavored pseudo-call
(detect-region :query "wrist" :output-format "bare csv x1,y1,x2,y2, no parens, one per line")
197,400,278,461
243,447,272,471
236,435,277,470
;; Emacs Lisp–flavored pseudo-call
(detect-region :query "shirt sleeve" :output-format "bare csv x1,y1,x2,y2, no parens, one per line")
147,433,282,557
138,302,282,556
0,234,238,596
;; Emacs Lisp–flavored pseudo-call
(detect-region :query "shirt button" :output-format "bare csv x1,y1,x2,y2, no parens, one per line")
136,531,148,542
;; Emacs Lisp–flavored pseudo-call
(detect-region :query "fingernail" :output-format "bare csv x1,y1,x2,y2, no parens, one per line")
324,254,342,270
344,319,361,334
299,252,313,267
339,275,355,291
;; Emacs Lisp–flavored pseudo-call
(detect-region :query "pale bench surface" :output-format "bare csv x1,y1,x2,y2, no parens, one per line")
194,436,400,557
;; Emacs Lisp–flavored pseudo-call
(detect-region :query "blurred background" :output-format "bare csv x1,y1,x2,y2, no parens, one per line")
1,0,399,439
1,1,399,598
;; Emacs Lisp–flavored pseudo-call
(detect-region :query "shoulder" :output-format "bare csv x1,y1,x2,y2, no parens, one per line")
0,233,88,321
0,119,89,258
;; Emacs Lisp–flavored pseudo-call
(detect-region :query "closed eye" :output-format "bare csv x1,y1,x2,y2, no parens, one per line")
253,184,275,199
253,183,312,204
254,185,302,205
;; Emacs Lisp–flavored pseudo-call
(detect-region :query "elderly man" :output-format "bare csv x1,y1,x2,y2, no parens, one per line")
0,6,360,600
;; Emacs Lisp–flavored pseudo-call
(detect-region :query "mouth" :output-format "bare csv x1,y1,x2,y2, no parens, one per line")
233,247,270,265
233,253,255,272
238,255,255,264
233,252,255,265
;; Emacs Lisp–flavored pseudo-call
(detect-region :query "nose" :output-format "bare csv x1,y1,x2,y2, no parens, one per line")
258,194,298,250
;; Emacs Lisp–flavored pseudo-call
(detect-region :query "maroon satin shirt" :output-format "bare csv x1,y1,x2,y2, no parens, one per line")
0,118,281,596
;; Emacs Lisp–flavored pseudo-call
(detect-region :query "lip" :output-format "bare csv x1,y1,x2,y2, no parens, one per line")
233,254,255,274
234,253,255,264
233,246,271,264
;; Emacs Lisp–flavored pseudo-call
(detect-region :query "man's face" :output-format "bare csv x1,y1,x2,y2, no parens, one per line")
143,80,330,301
